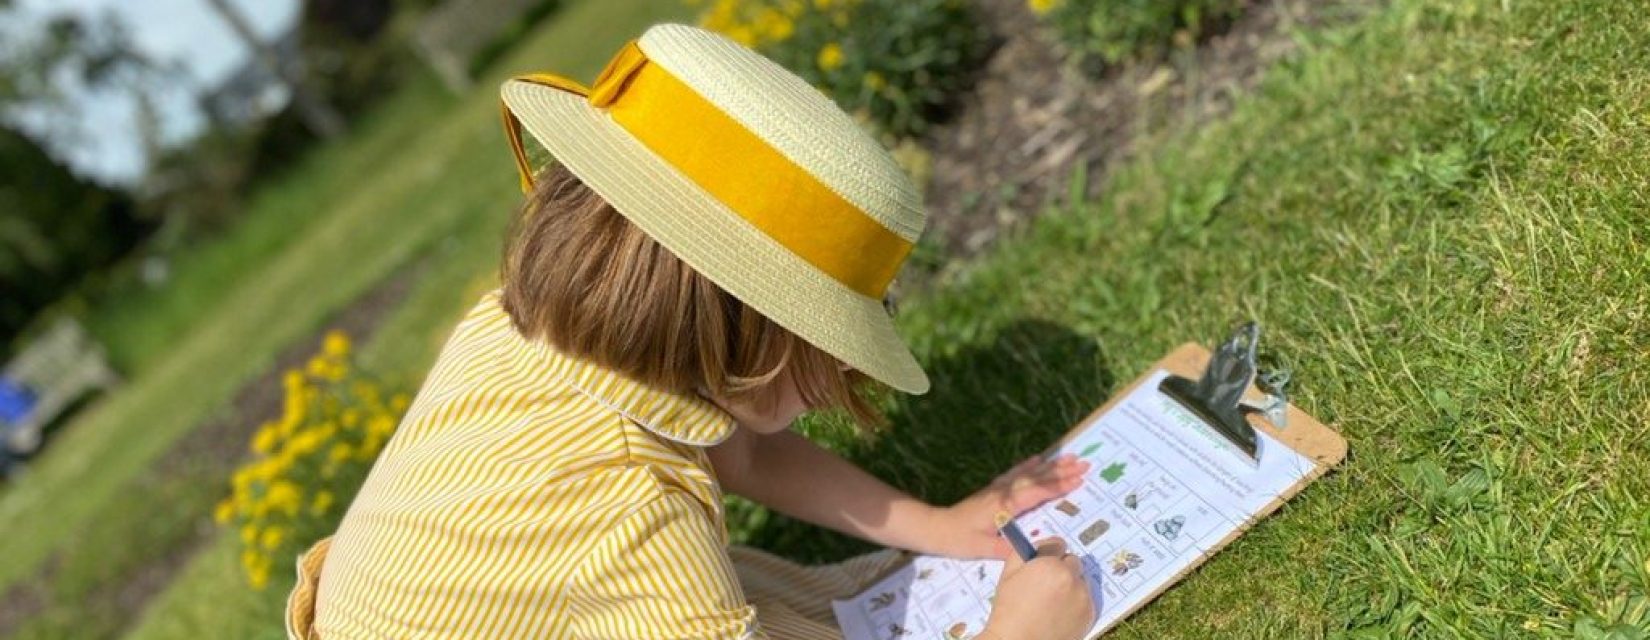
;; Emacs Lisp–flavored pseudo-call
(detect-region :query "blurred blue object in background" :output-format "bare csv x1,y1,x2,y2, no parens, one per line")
0,378,37,425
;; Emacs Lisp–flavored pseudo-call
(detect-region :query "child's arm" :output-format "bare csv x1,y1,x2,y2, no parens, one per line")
707,428,1088,558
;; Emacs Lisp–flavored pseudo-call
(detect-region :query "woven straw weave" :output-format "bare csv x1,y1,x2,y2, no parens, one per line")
500,24,930,393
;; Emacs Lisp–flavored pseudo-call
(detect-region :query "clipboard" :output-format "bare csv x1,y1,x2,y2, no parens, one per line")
833,326,1348,639
1054,335,1347,636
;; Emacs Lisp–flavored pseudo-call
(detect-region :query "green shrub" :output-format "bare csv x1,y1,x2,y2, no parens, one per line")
692,0,991,138
1031,0,1244,72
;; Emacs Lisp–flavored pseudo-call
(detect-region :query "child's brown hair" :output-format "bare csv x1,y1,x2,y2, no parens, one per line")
500,164,879,426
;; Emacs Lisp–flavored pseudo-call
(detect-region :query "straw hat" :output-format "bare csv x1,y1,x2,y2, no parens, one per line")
499,24,930,394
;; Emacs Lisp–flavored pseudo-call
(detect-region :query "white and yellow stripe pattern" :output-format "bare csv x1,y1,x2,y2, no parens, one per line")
284,290,903,639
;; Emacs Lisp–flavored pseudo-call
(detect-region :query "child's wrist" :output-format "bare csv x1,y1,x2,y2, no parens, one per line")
900,502,956,555
923,503,986,558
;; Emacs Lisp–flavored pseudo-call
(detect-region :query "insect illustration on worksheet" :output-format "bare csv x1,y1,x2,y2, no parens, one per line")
1110,550,1143,576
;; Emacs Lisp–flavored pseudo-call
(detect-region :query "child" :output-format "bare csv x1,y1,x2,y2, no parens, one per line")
285,24,1096,640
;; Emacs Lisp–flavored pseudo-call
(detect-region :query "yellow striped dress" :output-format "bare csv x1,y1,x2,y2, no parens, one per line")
284,290,904,639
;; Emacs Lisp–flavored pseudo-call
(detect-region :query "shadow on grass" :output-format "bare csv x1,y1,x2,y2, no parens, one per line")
738,319,1116,563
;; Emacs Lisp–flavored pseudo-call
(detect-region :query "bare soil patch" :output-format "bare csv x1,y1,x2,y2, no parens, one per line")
921,0,1362,255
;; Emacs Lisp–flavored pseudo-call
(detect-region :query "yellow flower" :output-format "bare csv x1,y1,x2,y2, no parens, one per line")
305,355,330,379
757,9,794,42
351,381,381,406
241,524,259,546
390,393,411,413
322,330,351,359
813,0,833,9
248,562,271,590
266,480,303,517
251,423,279,455
260,526,287,550
863,71,887,91
817,42,845,71
367,414,396,437
287,428,324,456
1028,0,1062,15
213,499,236,525
358,433,386,460
727,25,757,47
312,491,336,516
232,466,256,492
771,16,795,42
329,442,353,464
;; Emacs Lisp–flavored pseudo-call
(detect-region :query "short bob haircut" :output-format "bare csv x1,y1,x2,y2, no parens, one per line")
500,164,879,427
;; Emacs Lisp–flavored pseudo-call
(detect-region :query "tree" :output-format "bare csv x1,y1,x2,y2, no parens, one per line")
0,4,157,348
202,0,347,140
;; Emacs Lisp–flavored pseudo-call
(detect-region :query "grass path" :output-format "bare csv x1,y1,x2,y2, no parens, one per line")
0,0,689,613
104,0,1650,636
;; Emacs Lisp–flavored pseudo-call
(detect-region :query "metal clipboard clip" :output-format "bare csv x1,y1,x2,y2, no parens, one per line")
1158,323,1290,460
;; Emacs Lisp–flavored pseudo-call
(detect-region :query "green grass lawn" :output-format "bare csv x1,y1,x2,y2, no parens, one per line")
24,0,1650,637
748,0,1648,635
0,1,691,637
79,69,456,376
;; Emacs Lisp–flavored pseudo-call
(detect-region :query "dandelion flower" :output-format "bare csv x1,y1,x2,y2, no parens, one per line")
817,42,846,71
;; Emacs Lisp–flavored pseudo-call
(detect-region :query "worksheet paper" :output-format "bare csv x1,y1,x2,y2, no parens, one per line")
832,370,1316,640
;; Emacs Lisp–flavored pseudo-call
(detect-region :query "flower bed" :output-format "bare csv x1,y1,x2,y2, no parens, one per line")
214,331,409,589
1031,0,1245,73
692,0,991,138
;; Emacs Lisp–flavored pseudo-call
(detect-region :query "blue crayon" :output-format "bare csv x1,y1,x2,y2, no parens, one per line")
995,512,1039,562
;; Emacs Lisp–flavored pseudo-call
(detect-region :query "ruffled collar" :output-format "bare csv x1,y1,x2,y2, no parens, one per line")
527,339,736,447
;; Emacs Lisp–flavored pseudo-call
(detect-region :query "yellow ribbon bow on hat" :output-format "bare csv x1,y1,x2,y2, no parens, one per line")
499,40,912,299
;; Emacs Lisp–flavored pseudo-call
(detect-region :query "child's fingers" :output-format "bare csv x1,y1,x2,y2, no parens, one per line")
1006,479,1074,513
997,455,1044,482
1001,537,1067,576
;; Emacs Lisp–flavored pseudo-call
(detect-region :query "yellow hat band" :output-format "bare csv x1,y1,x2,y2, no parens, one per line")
502,41,913,299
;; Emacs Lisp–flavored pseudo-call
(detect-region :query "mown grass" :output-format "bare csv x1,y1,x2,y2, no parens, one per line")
79,69,456,375
53,0,1650,637
0,1,690,638
735,0,1649,636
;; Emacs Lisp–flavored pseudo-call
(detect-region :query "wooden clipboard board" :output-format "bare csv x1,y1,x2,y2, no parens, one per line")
1060,342,1348,636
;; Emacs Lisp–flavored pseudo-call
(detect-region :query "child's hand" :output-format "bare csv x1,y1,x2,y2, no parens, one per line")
931,454,1090,559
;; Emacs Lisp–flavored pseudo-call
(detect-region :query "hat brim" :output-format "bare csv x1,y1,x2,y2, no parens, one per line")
502,81,930,395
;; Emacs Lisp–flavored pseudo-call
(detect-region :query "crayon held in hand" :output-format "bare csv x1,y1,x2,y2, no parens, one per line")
995,512,1038,561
